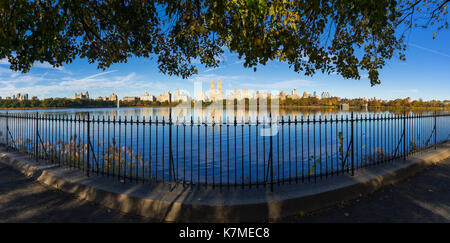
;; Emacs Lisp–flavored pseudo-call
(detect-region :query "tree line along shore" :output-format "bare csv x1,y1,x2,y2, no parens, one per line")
0,97,448,110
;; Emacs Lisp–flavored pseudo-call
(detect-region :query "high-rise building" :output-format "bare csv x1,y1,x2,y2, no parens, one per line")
321,91,330,99
16,93,29,100
288,89,300,99
279,91,287,100
122,97,138,102
235,88,241,100
173,88,190,102
210,80,215,92
208,80,224,102
156,91,172,103
109,93,118,101
242,88,250,99
140,92,155,101
197,90,207,101
74,91,89,99
217,80,222,93
302,92,312,98
253,91,270,100
226,88,242,100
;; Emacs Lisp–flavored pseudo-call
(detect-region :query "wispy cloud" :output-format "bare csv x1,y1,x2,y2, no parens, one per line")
188,73,246,84
408,43,450,58
203,66,226,73
0,68,170,98
392,89,419,93
0,58,73,75
240,79,316,89
79,70,118,81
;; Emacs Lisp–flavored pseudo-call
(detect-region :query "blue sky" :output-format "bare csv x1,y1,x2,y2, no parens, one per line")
0,26,449,101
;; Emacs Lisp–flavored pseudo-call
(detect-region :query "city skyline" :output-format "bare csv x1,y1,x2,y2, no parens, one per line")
5,84,446,104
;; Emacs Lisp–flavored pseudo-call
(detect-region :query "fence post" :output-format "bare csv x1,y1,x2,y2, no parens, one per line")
34,112,39,162
434,111,437,149
351,112,354,176
169,112,173,182
86,113,90,177
270,113,274,192
5,111,8,151
403,112,406,160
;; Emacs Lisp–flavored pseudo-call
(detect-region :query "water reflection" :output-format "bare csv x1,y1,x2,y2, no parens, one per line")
0,106,447,121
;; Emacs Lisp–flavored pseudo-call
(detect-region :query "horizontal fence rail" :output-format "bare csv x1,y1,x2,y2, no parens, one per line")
0,112,449,191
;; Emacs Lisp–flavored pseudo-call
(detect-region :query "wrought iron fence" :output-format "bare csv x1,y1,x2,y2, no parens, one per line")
0,111,449,191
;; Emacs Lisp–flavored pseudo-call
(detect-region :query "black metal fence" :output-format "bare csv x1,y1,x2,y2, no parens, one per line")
0,111,449,191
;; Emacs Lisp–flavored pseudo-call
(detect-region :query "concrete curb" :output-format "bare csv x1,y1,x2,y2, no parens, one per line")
0,142,449,222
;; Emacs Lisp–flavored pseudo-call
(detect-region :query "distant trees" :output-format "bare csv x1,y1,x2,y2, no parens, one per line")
0,98,189,109
0,98,115,108
278,97,449,109
280,96,336,107
0,97,447,109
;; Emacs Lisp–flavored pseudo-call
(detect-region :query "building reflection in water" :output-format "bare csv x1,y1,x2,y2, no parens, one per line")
7,105,441,122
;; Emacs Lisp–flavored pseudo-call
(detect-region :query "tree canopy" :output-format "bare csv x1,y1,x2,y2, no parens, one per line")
0,0,448,86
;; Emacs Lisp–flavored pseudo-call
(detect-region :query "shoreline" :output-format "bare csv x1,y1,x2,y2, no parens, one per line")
0,106,176,111
0,105,447,111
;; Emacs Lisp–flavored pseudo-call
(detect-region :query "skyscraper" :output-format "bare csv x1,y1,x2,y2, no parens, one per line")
321,91,330,99
302,92,311,98
210,80,215,92
74,91,89,99
217,80,222,93
109,93,118,101
208,80,224,102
